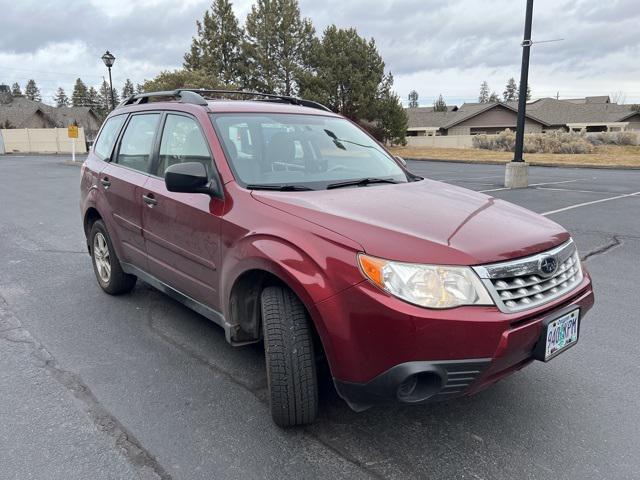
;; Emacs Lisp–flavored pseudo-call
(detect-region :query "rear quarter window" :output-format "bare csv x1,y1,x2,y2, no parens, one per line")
94,115,127,160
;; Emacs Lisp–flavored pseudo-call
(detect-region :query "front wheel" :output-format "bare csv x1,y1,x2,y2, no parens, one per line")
261,286,319,427
89,220,137,295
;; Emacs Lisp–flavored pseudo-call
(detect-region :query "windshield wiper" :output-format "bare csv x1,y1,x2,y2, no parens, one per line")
326,178,400,190
246,184,314,191
324,129,386,152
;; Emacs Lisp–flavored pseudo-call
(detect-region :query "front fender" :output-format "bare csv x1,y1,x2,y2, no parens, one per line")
220,231,363,362
221,232,362,313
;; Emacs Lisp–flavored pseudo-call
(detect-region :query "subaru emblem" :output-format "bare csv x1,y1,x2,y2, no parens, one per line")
539,256,558,276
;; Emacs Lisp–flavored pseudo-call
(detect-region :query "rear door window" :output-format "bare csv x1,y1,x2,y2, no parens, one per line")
115,114,161,173
94,115,126,160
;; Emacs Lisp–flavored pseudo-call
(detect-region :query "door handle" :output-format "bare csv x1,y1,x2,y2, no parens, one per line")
100,177,111,189
142,193,158,206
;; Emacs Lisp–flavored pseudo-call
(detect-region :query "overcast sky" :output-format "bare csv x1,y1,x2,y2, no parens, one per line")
1,0,639,106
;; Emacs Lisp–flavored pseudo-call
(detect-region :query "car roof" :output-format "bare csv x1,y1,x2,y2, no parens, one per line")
205,100,340,116
113,99,341,118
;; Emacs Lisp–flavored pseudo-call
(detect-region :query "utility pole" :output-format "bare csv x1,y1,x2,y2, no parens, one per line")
505,0,534,188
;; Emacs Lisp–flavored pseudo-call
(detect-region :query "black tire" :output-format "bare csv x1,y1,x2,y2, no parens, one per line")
89,219,137,295
261,286,318,427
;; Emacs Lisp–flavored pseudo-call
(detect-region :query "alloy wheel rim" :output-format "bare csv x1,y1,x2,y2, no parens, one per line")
93,232,111,283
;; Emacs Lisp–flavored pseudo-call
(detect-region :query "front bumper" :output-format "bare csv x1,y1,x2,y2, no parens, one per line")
314,273,594,410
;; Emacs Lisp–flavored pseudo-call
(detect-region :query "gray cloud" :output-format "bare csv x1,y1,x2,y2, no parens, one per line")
1,0,638,104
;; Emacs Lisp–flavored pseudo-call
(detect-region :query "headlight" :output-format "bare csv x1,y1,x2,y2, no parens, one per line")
358,254,494,309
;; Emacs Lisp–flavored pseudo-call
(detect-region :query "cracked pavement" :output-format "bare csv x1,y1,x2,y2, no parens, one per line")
1,155,639,479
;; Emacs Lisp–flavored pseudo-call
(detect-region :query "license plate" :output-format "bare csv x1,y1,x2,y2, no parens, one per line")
544,309,580,360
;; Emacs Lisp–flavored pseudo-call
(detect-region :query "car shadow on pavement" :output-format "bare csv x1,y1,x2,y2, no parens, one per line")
136,279,571,477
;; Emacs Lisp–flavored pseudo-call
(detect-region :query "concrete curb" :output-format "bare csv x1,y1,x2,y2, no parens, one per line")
403,157,640,170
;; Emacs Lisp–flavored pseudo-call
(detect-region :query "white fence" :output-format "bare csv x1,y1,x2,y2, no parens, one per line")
405,134,478,149
0,128,87,154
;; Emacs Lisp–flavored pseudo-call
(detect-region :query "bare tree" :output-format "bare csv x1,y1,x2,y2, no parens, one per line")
408,90,419,108
610,91,627,104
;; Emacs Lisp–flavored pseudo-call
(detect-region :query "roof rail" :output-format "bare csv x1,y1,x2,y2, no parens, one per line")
118,88,332,112
118,90,208,108
177,89,332,112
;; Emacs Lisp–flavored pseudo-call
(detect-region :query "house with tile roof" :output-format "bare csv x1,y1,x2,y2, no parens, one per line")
0,95,102,141
406,96,640,137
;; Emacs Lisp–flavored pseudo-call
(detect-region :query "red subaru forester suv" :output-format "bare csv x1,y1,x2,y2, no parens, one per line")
80,89,594,427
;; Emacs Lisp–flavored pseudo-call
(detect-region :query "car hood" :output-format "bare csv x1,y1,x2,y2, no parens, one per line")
251,179,569,265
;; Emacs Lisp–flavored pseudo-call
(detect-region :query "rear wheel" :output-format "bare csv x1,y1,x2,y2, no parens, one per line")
89,220,136,295
261,286,318,427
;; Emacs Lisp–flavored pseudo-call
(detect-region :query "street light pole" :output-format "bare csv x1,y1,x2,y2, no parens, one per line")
505,0,534,188
107,65,115,110
514,0,534,163
101,51,116,111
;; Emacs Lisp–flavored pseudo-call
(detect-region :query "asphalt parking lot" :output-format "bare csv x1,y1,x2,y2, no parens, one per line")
1,154,639,480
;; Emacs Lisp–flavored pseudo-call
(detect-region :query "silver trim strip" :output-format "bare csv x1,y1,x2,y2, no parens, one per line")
473,239,575,279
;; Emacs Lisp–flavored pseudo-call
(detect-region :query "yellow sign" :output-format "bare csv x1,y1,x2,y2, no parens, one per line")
68,125,79,139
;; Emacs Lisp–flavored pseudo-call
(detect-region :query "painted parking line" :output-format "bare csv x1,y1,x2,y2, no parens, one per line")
432,175,502,182
451,182,497,186
542,191,640,216
478,179,585,193
535,187,618,195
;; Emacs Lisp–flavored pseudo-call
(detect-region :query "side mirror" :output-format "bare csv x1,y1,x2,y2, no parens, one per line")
395,155,407,167
165,162,213,195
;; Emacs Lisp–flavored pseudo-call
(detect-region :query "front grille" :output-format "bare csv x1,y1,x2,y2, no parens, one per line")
473,240,583,313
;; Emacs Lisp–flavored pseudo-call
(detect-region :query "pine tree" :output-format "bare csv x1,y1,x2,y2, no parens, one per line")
244,0,316,95
121,78,135,99
54,87,70,107
11,82,21,96
98,80,119,113
184,0,244,85
299,26,385,121
72,78,89,106
111,87,120,107
433,94,447,112
377,75,407,145
517,82,532,101
371,73,407,144
408,90,419,108
24,79,41,101
478,81,490,103
488,91,500,102
87,87,100,109
503,77,517,102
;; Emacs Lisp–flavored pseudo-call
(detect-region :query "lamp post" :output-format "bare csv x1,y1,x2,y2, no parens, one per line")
505,0,534,188
101,50,116,110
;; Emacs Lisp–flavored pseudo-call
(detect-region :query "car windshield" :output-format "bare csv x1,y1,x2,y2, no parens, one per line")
210,113,410,190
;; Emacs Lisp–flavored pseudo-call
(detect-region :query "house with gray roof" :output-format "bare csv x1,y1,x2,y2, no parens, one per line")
0,95,102,141
407,96,640,137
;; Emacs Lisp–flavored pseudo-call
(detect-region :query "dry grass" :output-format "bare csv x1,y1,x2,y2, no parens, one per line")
389,144,640,168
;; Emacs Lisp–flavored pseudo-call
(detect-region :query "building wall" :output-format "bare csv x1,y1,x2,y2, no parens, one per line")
626,114,640,131
0,128,87,154
406,135,476,149
448,106,544,135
